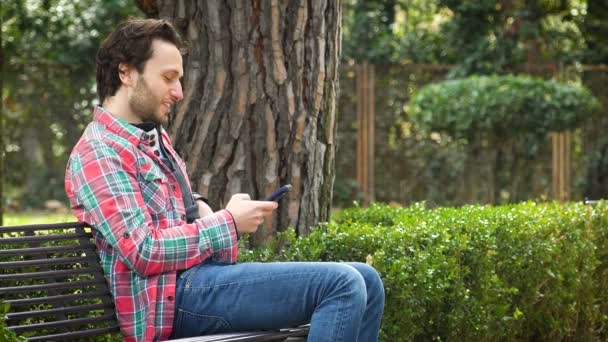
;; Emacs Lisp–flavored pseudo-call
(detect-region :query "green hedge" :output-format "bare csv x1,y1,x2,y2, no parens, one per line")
240,201,608,341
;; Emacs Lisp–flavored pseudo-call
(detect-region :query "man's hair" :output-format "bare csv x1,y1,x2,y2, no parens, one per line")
96,18,182,104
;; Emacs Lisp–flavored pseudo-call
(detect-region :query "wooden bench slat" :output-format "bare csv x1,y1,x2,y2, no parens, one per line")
0,266,102,281
26,325,121,342
8,312,116,333
0,243,97,256
0,278,106,295
6,303,114,321
0,232,91,244
5,289,112,307
0,256,91,268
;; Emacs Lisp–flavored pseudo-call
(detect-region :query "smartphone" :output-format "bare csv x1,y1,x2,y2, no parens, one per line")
264,184,292,202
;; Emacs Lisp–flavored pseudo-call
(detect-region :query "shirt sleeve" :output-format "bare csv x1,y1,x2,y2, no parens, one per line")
66,138,238,276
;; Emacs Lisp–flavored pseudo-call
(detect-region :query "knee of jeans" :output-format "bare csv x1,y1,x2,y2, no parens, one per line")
334,264,368,307
349,262,385,301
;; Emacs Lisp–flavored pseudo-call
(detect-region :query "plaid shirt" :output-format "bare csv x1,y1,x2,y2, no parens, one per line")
65,107,238,341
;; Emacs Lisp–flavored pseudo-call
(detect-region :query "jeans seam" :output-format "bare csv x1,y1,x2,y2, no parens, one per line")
337,296,348,342
179,309,232,327
176,308,232,335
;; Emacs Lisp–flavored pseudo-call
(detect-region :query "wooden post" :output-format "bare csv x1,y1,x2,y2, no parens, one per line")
552,131,571,201
564,131,571,200
356,64,363,192
355,63,375,206
362,62,369,205
559,133,565,200
552,133,558,199
368,64,375,204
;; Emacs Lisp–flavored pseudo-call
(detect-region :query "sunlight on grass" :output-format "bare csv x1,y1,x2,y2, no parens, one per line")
3,211,78,226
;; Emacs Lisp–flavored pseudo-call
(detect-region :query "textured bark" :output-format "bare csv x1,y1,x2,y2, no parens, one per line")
140,0,340,246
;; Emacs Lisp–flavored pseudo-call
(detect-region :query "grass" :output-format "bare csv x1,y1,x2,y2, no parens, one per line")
2,211,77,226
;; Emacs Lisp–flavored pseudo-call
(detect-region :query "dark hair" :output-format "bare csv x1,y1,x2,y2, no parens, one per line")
96,19,182,104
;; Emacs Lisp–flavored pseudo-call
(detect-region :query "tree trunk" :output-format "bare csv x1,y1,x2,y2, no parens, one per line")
138,0,341,247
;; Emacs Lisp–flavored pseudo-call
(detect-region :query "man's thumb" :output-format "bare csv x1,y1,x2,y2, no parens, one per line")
231,193,251,201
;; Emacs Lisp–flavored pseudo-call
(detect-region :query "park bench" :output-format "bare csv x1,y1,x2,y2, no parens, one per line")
584,198,600,206
0,222,309,341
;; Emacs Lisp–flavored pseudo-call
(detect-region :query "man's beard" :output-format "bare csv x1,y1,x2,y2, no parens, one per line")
129,76,166,125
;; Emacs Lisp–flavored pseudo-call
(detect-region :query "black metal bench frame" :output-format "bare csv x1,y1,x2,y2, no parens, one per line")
0,222,308,341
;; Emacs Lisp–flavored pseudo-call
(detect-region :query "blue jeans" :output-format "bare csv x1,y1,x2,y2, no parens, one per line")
171,261,385,341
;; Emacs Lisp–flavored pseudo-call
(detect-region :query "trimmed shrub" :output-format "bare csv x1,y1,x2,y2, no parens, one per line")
408,75,600,141
240,201,608,341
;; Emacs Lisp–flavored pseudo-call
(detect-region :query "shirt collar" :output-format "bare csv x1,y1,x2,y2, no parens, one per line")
93,106,150,146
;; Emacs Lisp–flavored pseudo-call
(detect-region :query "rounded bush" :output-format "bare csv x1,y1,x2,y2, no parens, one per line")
408,75,601,141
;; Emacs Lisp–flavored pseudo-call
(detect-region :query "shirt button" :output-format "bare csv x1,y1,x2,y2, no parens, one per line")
154,150,160,156
123,232,130,238
141,133,148,140
181,214,186,221
168,295,174,301
150,140,156,146
171,185,177,191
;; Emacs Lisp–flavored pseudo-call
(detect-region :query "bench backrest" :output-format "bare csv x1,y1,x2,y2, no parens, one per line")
0,222,120,341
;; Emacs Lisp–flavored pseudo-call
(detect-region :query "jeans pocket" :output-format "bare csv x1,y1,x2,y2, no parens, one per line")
175,308,231,337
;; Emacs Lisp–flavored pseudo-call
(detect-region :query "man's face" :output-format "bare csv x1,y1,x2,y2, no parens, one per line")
128,39,183,125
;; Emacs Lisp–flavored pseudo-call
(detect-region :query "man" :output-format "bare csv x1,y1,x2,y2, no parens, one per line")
65,19,384,342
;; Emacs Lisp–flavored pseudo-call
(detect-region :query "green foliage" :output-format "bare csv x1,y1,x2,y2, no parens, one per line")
341,0,453,64
2,0,140,208
0,302,26,342
405,74,600,204
342,0,593,70
439,0,523,76
439,0,587,77
241,202,608,341
579,1,608,64
409,75,600,142
335,66,478,207
342,0,400,63
584,134,608,199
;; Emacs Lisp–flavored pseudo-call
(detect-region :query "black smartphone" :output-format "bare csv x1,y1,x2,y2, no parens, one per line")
264,184,292,202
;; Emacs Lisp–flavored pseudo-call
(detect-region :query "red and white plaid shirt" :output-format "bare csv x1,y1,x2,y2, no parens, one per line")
65,107,238,341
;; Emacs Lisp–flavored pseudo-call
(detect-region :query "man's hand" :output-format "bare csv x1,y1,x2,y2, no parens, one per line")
197,200,214,218
225,194,278,234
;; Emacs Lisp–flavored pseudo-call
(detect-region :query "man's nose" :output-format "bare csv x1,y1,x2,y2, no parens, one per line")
171,81,183,102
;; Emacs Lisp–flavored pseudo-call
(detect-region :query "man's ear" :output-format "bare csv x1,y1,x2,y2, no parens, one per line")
118,63,137,87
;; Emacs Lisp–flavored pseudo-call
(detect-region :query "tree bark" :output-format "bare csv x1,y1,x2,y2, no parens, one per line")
138,0,341,247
